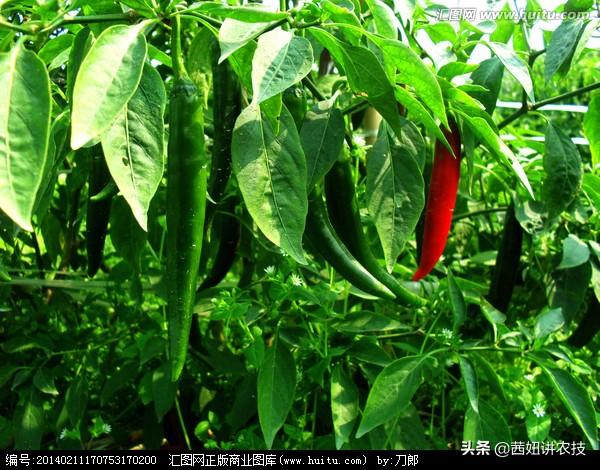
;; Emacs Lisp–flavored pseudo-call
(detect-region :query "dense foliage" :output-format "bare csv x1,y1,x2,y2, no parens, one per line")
0,0,599,451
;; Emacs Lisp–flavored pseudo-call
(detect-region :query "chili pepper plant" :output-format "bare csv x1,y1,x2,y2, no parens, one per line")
0,0,599,451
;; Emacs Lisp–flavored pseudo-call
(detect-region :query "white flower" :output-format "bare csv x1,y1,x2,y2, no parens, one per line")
440,328,453,340
264,265,276,275
102,423,112,434
290,273,304,286
59,429,67,440
532,403,545,418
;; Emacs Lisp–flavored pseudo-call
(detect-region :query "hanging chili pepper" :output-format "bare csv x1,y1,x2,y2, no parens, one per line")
412,120,461,281
166,16,208,381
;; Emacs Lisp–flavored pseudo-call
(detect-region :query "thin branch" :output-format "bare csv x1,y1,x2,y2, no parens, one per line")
342,99,369,116
452,206,508,223
498,81,600,129
302,76,325,101
0,17,31,34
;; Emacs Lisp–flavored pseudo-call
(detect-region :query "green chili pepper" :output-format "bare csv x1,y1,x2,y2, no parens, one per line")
167,16,208,381
86,147,112,277
325,159,426,306
305,188,395,300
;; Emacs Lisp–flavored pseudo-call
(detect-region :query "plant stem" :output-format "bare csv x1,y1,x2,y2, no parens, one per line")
179,11,222,28
342,99,369,116
498,81,600,129
302,76,325,101
452,206,508,222
0,17,31,33
171,14,186,81
175,397,192,450
60,13,137,25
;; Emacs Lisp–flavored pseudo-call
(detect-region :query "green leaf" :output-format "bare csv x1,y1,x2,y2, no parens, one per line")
469,57,504,114
438,62,479,80
583,91,600,168
321,0,362,45
356,355,429,437
257,334,296,449
38,34,73,71
331,364,359,450
366,123,425,273
332,312,407,332
71,23,148,149
189,3,289,22
232,104,307,264
551,262,591,323
393,86,450,150
459,356,479,413
545,20,584,82
0,364,21,388
65,375,88,426
300,99,345,190
460,113,533,198
365,0,399,39
0,415,12,449
347,338,392,367
376,39,448,129
538,364,598,449
251,29,313,105
67,27,94,106
219,19,280,63
447,270,466,333
109,197,148,272
543,122,582,218
583,173,600,209
0,43,51,231
1,335,53,354
13,389,44,450
102,63,166,231
486,41,534,102
33,368,58,396
526,411,551,442
470,353,506,402
152,363,177,422
534,308,565,340
463,401,511,446
100,361,139,406
308,28,405,140
557,234,590,270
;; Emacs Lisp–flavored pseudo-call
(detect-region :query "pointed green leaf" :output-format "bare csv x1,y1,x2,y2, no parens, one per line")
71,23,148,149
331,364,359,450
463,401,511,446
538,364,598,449
545,20,584,82
557,234,589,270
486,41,534,102
583,91,600,168
13,389,44,450
152,363,177,422
219,19,280,63
300,99,345,190
447,270,466,332
251,29,313,105
543,122,582,218
0,43,51,231
460,113,533,198
102,63,166,231
377,39,448,129
459,356,479,413
366,123,425,273
232,104,307,264
257,334,296,449
356,355,429,437
189,3,289,22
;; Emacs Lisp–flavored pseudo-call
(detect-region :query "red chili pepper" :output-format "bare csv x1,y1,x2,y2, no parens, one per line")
413,120,462,281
